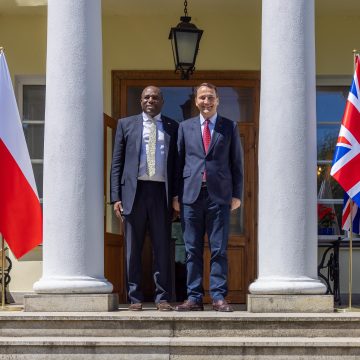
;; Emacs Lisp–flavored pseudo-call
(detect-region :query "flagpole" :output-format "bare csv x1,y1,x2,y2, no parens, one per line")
349,200,353,309
1,234,5,309
0,235,22,312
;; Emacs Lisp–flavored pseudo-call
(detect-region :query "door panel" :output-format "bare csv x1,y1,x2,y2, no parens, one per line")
103,114,126,301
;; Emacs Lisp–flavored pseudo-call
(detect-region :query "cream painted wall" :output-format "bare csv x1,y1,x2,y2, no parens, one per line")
7,249,43,301
102,13,261,114
0,15,46,77
316,15,360,74
1,12,360,296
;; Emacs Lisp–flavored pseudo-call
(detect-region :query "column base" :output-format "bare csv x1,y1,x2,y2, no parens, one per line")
249,277,327,294
247,294,334,313
24,293,119,312
33,276,113,294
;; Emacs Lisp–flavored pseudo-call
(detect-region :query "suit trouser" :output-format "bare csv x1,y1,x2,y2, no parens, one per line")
181,186,230,303
124,180,171,304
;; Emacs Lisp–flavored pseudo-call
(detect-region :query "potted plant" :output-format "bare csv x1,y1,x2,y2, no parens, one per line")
318,204,336,235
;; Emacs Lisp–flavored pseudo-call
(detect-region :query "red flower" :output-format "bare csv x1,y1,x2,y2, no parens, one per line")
317,204,336,228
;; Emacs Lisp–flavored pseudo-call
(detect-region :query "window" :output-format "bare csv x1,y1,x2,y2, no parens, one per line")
316,77,351,237
16,76,46,205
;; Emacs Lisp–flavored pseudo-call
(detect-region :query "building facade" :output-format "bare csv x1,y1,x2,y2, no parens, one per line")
0,0,359,308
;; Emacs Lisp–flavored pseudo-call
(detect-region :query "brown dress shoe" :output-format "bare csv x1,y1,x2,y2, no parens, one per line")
156,301,173,311
212,299,233,312
174,299,204,311
128,303,142,311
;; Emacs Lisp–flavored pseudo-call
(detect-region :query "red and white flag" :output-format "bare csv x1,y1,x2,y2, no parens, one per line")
0,50,42,258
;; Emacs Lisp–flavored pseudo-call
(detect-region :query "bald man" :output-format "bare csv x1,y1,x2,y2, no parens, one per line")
110,86,178,311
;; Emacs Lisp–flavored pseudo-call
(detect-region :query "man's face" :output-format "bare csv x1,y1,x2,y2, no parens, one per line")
140,86,164,117
195,86,219,118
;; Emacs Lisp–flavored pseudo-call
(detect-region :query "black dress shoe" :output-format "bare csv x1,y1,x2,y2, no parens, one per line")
212,299,233,312
174,299,204,311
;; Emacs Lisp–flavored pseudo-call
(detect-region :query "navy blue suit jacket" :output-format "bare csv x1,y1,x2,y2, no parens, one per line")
110,114,178,215
177,115,243,205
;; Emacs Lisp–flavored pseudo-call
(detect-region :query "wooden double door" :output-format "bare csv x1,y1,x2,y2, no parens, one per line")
104,71,259,304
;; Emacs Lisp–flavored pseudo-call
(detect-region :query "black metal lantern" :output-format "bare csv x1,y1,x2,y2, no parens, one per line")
168,0,203,80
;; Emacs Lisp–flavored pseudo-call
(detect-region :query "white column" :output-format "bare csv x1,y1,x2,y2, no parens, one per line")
249,0,326,294
34,0,112,294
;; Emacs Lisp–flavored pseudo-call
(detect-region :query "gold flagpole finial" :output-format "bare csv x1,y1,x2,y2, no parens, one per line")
353,49,360,54
0,47,4,52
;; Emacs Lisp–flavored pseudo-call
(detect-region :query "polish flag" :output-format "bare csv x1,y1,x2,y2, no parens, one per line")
0,50,42,258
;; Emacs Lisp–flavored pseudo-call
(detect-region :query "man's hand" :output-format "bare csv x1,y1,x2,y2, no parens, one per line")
231,198,241,211
173,196,180,212
114,201,123,219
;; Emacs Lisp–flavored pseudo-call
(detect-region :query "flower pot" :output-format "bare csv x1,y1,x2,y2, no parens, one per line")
318,227,334,235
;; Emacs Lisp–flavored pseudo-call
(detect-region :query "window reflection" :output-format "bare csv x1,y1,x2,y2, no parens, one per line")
217,87,254,122
316,86,347,123
22,84,45,201
32,163,43,198
230,135,245,235
317,165,343,200
317,124,340,161
23,124,44,159
127,86,254,123
23,85,45,121
161,87,195,121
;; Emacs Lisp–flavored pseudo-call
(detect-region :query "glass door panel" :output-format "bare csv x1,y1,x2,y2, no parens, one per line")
127,86,255,123
105,126,122,235
229,134,245,235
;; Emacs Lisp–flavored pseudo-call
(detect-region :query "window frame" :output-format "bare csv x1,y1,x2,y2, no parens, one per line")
316,75,353,238
15,75,46,204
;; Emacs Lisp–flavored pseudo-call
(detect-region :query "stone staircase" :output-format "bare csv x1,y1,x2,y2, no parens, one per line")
0,306,360,359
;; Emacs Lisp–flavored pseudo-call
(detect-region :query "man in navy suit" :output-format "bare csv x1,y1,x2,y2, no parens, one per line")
174,83,243,312
110,86,178,311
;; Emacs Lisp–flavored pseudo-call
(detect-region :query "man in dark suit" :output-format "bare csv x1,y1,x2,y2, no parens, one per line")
174,83,243,312
110,86,178,311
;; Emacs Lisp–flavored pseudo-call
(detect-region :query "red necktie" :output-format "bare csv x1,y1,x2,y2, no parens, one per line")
202,119,211,181
203,119,211,153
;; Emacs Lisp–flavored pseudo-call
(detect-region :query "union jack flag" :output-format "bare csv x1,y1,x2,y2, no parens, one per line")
342,192,360,234
330,57,360,207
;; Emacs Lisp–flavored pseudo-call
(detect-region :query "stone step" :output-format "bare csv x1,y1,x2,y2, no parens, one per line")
0,336,360,359
1,311,360,338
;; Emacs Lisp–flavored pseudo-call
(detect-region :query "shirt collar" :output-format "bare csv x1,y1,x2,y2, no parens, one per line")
142,112,162,122
200,113,217,125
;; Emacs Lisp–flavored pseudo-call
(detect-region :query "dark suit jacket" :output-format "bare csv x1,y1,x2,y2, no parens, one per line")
177,115,243,205
110,114,178,215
